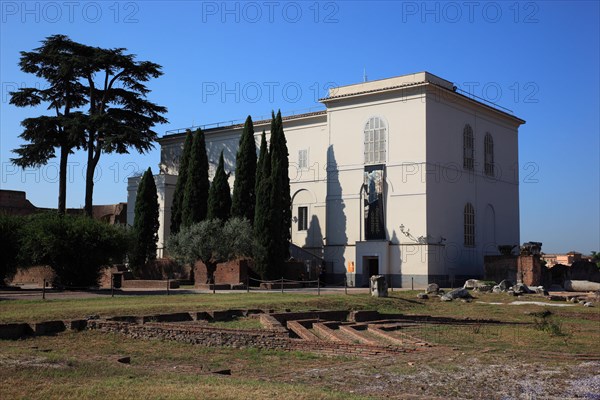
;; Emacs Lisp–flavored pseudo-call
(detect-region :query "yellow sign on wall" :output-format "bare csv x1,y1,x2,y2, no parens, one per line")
347,261,355,273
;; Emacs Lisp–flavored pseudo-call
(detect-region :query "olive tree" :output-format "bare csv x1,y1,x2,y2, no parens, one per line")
167,217,252,284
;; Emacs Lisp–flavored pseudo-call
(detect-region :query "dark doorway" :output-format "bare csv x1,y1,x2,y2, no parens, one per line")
366,257,379,277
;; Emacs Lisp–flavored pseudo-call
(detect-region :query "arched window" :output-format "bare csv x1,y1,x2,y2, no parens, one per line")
364,117,386,164
463,124,474,171
484,133,494,176
464,203,475,247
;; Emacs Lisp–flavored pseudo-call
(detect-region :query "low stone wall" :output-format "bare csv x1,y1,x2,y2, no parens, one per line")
269,310,349,325
121,279,180,289
1,308,419,357
86,320,409,357
9,266,55,287
87,320,290,349
0,319,87,340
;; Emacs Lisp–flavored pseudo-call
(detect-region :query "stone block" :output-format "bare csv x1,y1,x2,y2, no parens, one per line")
33,320,65,336
349,310,381,322
0,323,32,339
370,275,388,297
426,283,439,294
68,320,87,331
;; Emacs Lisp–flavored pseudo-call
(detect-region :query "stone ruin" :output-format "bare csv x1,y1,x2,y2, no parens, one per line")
0,308,478,358
370,275,388,297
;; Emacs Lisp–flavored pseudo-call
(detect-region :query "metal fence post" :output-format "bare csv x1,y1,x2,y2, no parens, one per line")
411,277,414,291
317,278,320,296
246,275,249,293
281,277,284,294
111,273,114,298
42,279,46,300
345,276,348,295
167,279,170,296
213,277,216,294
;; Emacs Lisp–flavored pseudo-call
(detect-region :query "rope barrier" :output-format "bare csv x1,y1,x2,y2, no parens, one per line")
248,277,286,284
35,276,353,299
248,277,321,285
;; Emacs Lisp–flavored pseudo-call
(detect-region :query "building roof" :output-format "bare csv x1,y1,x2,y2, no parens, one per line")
159,71,525,141
319,71,525,125
160,110,327,141
319,80,428,101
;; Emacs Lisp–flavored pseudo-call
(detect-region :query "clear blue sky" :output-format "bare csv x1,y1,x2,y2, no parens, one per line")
1,1,598,253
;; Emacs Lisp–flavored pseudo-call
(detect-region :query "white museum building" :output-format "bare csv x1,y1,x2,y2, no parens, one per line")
127,72,525,287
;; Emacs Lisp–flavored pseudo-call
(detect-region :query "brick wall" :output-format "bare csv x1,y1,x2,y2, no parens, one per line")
9,266,55,286
121,279,179,289
194,259,250,286
484,256,518,283
485,255,548,286
141,258,189,280
518,256,543,286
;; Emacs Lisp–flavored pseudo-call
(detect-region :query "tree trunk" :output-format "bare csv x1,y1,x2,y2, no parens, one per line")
84,145,94,217
84,137,102,217
205,262,217,285
57,145,69,215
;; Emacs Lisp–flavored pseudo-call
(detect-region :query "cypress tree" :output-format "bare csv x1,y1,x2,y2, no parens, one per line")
130,167,159,275
267,110,291,272
231,116,257,224
267,112,284,274
253,132,272,279
170,129,193,235
182,129,209,227
275,111,291,259
255,131,268,199
207,151,232,222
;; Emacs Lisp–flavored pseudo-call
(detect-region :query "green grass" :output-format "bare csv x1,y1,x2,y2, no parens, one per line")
0,292,430,323
1,291,598,355
208,317,263,330
0,331,367,400
1,291,598,399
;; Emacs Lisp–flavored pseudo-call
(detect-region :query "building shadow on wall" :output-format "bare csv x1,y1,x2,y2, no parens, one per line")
325,145,348,282
205,134,239,178
305,215,324,258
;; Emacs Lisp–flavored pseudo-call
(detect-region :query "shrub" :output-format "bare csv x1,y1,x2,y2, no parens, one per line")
20,213,131,287
531,310,566,337
0,214,24,285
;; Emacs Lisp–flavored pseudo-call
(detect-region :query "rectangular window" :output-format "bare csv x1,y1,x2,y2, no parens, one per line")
464,204,475,246
484,134,495,177
298,207,308,231
298,149,308,169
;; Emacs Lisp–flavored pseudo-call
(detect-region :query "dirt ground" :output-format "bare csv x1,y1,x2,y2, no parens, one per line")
2,332,599,399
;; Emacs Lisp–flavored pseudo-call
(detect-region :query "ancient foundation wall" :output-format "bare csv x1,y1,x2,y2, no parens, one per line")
86,320,408,357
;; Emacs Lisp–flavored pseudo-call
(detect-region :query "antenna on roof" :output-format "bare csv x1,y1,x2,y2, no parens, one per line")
363,68,368,82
